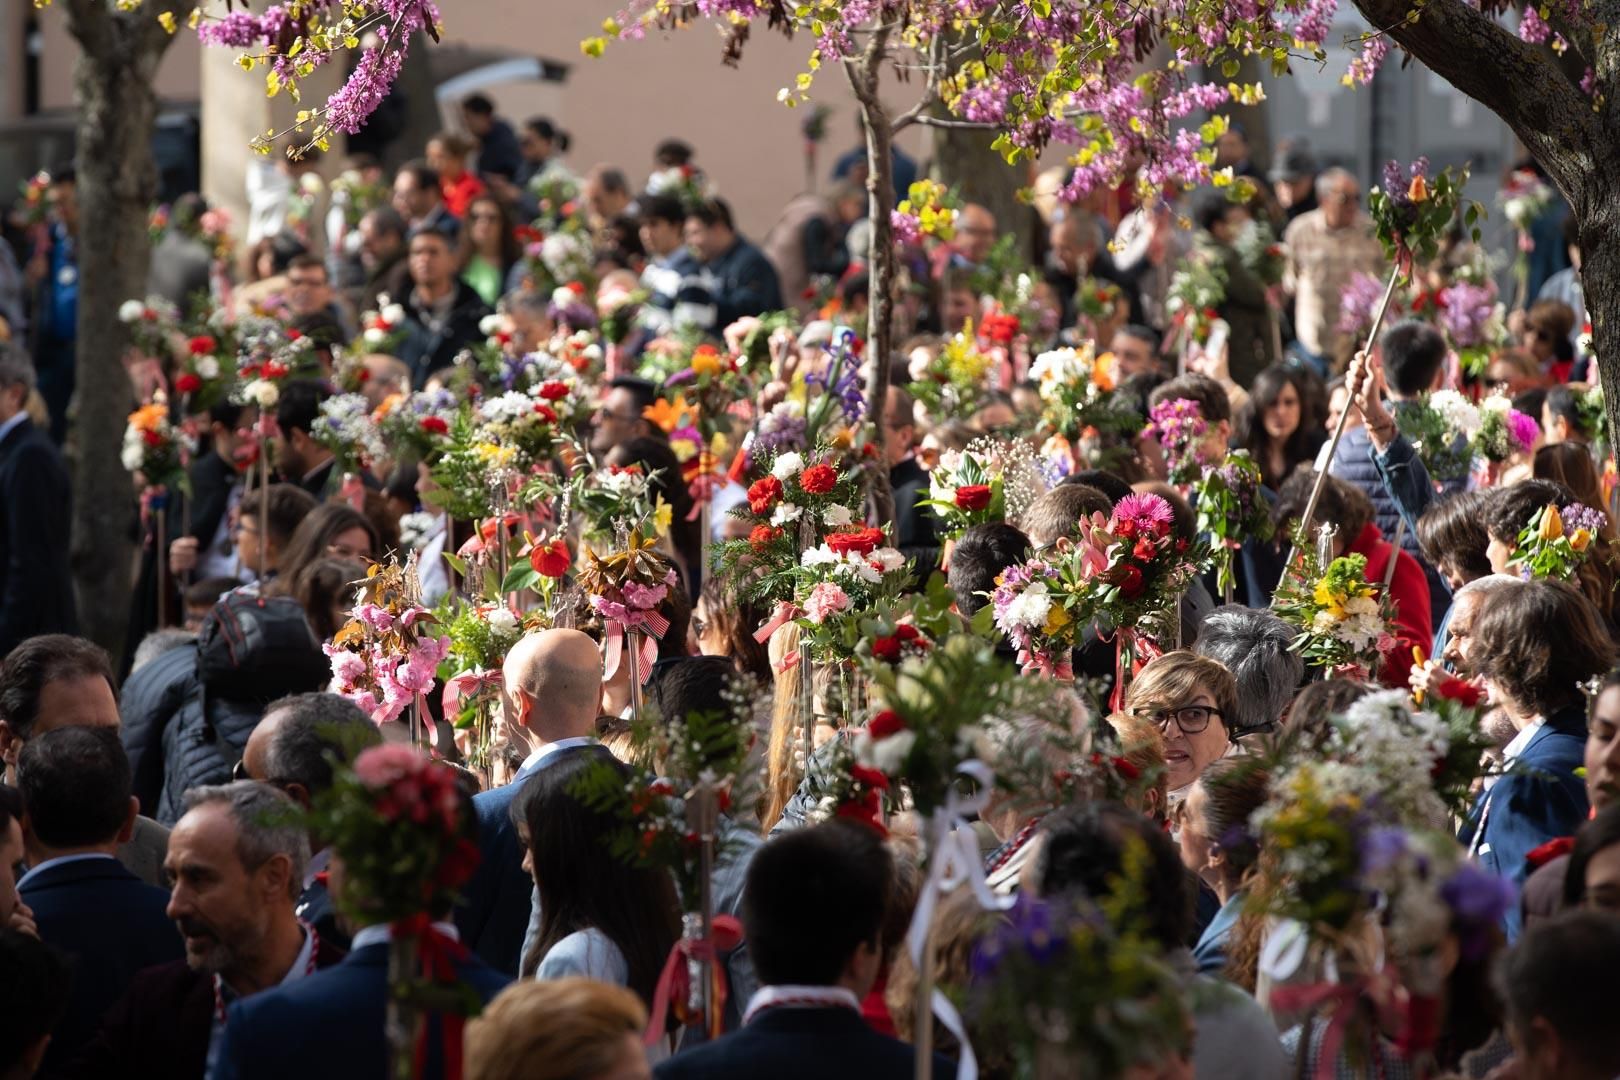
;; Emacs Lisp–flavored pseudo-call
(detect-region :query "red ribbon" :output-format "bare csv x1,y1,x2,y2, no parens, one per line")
644,914,744,1046
1269,979,1373,1080
340,472,366,512
391,913,471,1080
1395,992,1441,1058
753,601,803,644
1107,627,1162,713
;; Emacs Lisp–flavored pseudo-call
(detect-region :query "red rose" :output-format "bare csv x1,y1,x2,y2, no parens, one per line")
1115,518,1137,539
529,538,572,578
954,484,993,511
285,329,302,341
894,623,920,642
868,710,906,740
538,381,570,400
1119,565,1145,598
826,527,884,556
566,281,587,296
871,636,901,662
1435,673,1486,708
850,764,891,791
748,524,783,551
1132,537,1157,562
141,429,164,448
835,789,887,835
187,335,217,356
261,360,289,379
861,442,878,459
174,373,203,393
533,403,558,423
798,463,837,494
419,416,449,435
747,475,783,515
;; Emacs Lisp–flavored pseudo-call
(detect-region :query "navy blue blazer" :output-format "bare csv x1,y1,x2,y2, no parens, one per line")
654,1005,959,1080
0,414,77,655
454,740,604,973
1462,704,1590,942
212,939,508,1080
20,855,183,1072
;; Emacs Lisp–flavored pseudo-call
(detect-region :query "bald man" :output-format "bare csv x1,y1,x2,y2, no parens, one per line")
455,628,606,973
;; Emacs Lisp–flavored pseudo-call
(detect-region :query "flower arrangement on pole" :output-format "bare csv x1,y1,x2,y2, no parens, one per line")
1147,397,1213,488
1192,450,1273,602
1394,390,1480,483
121,396,195,495
312,392,387,477
1272,549,1397,677
577,530,679,693
1471,393,1542,463
906,324,995,423
1027,344,1135,445
326,560,452,742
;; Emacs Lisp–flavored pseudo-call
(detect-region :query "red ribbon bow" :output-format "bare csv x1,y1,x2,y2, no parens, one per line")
391,914,472,1080
1107,627,1162,713
645,914,744,1045
440,670,504,720
1016,648,1074,681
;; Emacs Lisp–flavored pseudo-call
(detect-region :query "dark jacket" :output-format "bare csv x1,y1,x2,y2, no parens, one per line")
212,937,508,1080
705,237,783,329
0,414,77,655
73,932,347,1080
455,741,607,974
1462,703,1589,942
654,1004,958,1080
1205,237,1275,389
475,118,524,181
890,457,941,574
355,252,412,317
396,281,493,388
20,856,183,1074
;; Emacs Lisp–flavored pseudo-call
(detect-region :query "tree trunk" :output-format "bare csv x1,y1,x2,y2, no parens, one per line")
848,31,897,528
62,2,177,657
1581,210,1620,449
932,116,1028,262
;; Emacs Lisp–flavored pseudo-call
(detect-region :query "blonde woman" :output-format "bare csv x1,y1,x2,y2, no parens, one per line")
466,977,651,1080
761,622,841,832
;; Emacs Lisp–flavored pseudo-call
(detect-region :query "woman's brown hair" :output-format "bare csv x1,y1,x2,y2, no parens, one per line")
1473,578,1618,716
1124,651,1239,732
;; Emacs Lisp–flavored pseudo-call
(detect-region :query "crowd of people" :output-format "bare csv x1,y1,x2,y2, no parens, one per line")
0,93,1616,1080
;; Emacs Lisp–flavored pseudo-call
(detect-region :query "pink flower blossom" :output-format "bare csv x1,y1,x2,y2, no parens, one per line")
353,744,426,789
621,581,670,610
804,581,851,624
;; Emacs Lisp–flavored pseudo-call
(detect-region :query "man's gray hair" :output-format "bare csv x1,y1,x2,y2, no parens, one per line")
130,628,196,673
1314,166,1357,201
1193,605,1304,736
0,342,37,394
263,691,382,796
502,288,550,320
183,781,311,899
1453,573,1524,604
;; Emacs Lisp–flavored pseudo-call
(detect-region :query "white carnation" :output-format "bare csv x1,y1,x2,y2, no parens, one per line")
381,303,406,325
1003,582,1052,629
822,504,853,527
479,314,504,337
243,379,279,409
486,608,520,634
772,502,803,526
118,300,145,323
772,452,805,480
195,356,220,379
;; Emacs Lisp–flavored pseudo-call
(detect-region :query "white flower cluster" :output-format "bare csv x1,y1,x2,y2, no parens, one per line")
1427,389,1482,439
596,467,650,498
240,379,279,409
1310,593,1384,651
1029,346,1093,388
1329,690,1451,827
995,581,1052,633
800,543,905,586
477,391,541,426
315,393,387,465
539,232,591,283
397,512,439,551
363,302,407,345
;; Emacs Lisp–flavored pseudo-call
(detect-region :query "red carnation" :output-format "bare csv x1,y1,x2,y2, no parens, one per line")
871,636,902,662
954,484,993,512
529,538,572,578
141,429,165,448
261,360,289,379
1132,537,1158,562
1435,673,1486,708
747,475,783,515
187,335,217,356
566,281,587,296
748,524,783,552
894,623,920,642
538,381,570,400
419,416,449,436
868,710,907,740
174,373,203,394
1119,565,1145,598
799,463,837,494
285,329,302,341
533,403,558,423
826,527,884,557
1115,518,1137,539
850,764,891,791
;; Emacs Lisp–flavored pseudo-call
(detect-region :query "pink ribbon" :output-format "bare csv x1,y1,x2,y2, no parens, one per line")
753,601,804,644
772,650,800,675
603,609,670,684
644,915,743,1045
340,472,366,512
1107,627,1163,713
1016,648,1073,680
1269,975,1392,1080
440,669,503,720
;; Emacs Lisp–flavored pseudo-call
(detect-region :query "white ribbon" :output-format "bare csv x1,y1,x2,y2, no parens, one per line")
905,759,1015,1080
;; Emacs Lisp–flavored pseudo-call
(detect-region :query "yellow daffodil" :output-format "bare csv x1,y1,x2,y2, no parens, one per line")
652,496,673,538
1043,604,1072,636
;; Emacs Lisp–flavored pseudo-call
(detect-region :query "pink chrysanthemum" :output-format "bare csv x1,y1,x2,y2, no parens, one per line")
1111,493,1175,538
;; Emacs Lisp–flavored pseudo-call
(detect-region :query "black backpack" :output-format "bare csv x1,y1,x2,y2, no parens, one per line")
195,589,329,702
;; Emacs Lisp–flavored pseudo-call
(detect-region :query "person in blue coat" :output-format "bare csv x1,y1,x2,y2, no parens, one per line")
1462,579,1617,941
0,347,77,656
15,726,182,1072
455,628,605,974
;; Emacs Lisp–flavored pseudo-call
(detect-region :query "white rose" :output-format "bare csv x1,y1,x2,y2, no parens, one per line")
551,287,575,308
822,504,853,527
245,379,279,409
195,356,220,379
486,608,519,634
363,328,387,346
381,303,406,325
121,441,145,472
771,502,803,526
118,300,146,323
772,452,805,480
480,314,504,337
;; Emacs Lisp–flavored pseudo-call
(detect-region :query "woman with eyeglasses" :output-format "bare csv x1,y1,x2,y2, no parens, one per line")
460,194,522,307
1123,651,1237,796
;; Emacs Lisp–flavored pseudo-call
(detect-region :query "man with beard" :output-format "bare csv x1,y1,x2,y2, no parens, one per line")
77,782,344,1079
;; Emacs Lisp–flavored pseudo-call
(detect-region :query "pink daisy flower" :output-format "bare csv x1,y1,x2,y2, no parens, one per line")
1111,492,1176,539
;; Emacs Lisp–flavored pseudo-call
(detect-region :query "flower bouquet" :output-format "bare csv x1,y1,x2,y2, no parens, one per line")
359,300,408,352
1148,396,1213,487
303,744,484,1078
1084,493,1204,646
1165,251,1228,349
1470,393,1541,463
1237,221,1287,286
1073,276,1124,327
326,561,452,734
14,171,50,227
474,388,567,468
596,277,648,346
1509,502,1604,581
172,332,234,411
968,895,1192,1080
891,179,960,246
435,598,537,779
792,527,912,664
118,296,182,360
313,392,387,476
714,450,865,606
121,397,194,493
577,531,680,689
375,388,461,464
231,315,319,410
1193,450,1273,601
906,324,994,423
1272,551,1396,674
990,555,1091,680
921,447,1006,540
1028,344,1136,443
1499,168,1554,302
1435,280,1507,379
1328,687,1496,823
1394,391,1480,484
1367,158,1479,277
1337,270,1408,342
571,462,662,546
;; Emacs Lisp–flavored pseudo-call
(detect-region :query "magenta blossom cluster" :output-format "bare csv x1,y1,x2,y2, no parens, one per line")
1148,398,1208,484
325,606,452,726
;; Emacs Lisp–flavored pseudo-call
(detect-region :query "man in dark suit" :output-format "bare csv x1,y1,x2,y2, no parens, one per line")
16,726,182,1071
272,379,341,500
456,628,603,974
882,386,941,573
78,781,346,1079
240,692,382,950
655,821,956,1079
0,345,76,656
212,776,508,1079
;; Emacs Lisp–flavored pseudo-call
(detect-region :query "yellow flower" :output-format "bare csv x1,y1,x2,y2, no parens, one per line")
670,436,698,464
1571,527,1592,553
652,496,673,538
1539,503,1564,541
690,349,723,378
474,442,516,469
1092,351,1118,393
1043,604,1071,636
1407,175,1429,204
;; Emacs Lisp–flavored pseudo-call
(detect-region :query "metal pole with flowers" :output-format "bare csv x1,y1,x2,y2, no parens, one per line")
121,393,194,628
304,744,485,1080
1292,160,1480,569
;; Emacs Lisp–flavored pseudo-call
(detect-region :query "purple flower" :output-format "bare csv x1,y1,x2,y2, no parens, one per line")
1358,825,1409,875
1442,863,1517,959
1507,409,1542,453
1338,271,1390,335
1563,502,1608,536
1437,281,1496,348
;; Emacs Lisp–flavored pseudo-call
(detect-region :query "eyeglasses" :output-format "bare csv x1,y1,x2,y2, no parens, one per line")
1135,705,1224,735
